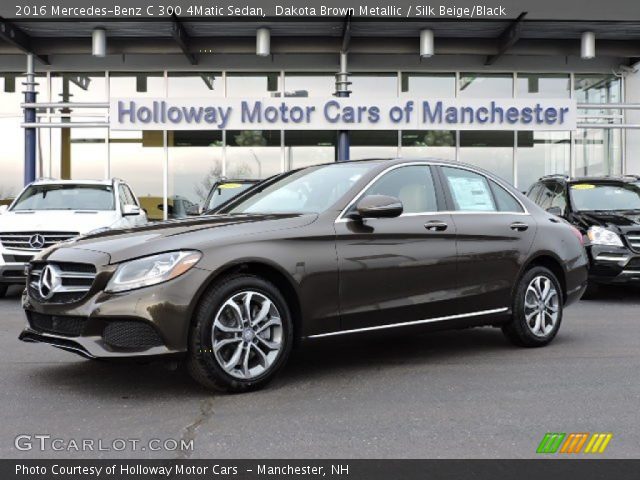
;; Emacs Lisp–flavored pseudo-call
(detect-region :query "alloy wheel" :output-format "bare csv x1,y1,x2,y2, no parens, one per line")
211,290,283,380
523,275,560,337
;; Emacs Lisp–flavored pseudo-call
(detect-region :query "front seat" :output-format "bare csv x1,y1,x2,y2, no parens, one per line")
398,184,429,213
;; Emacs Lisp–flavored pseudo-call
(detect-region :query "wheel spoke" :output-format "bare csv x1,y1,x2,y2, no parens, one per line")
525,309,538,322
242,345,251,377
256,335,280,351
213,337,241,353
243,292,254,322
214,318,242,333
222,298,243,325
251,298,272,327
251,343,269,367
224,342,244,370
256,317,281,334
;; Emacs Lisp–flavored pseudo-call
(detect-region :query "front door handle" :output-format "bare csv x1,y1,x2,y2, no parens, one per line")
510,222,529,232
424,221,448,232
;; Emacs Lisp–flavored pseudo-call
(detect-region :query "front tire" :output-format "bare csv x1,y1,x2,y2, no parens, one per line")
502,266,563,347
0,285,7,298
187,274,293,393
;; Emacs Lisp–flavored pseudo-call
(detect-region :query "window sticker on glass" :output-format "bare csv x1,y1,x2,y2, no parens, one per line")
448,177,495,211
220,183,242,189
571,184,595,190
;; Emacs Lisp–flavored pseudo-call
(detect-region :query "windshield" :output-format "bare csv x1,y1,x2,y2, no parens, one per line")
224,163,375,215
569,183,640,212
11,184,115,211
206,183,255,211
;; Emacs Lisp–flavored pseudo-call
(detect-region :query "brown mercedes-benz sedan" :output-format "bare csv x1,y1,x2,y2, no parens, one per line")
20,159,588,392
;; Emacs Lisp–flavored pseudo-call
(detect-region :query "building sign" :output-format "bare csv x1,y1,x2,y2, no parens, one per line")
110,98,576,131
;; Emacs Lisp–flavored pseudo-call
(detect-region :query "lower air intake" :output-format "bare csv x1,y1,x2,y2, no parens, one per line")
103,321,164,349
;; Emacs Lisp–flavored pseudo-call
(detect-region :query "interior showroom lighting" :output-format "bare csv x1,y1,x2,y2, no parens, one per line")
92,28,106,57
420,29,434,57
581,31,596,59
256,27,271,57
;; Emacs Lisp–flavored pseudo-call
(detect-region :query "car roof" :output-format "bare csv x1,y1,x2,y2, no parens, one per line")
29,178,115,186
216,179,260,184
536,174,640,185
568,175,640,184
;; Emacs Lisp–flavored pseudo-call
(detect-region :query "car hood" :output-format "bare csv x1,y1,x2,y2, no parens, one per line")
48,213,318,264
569,211,640,232
0,210,119,234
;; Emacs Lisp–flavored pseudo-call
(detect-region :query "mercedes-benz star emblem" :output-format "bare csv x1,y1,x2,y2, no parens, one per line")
38,264,62,300
28,234,46,250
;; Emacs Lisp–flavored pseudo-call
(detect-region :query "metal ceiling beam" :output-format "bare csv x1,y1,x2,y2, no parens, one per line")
170,14,197,65
485,12,527,66
0,16,49,65
340,14,352,53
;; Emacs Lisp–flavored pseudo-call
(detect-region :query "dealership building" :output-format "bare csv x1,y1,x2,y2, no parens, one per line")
1,6,639,218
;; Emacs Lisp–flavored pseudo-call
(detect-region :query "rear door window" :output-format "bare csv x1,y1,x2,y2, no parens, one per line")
441,167,497,212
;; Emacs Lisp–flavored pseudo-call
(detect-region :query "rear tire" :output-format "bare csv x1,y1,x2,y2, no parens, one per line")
187,274,293,393
502,266,563,348
0,285,7,298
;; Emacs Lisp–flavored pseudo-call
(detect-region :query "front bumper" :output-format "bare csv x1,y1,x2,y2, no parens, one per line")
20,265,212,359
588,245,640,284
0,258,29,285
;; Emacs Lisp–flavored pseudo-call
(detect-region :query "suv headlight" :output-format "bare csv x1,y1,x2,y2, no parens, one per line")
106,251,202,293
587,226,623,247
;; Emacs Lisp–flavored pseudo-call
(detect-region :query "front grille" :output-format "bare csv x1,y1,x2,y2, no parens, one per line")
626,258,640,270
28,261,97,304
2,254,33,263
0,232,78,252
626,232,640,253
103,321,164,349
28,312,86,337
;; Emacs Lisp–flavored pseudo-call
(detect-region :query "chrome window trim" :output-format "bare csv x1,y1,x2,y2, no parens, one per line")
335,161,530,224
308,307,509,339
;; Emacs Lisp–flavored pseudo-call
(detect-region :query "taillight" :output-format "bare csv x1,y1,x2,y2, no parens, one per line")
569,225,584,246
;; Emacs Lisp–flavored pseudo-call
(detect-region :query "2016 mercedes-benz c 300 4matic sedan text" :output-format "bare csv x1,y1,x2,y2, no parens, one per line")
20,159,588,392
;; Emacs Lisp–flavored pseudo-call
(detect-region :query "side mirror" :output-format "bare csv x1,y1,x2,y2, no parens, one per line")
351,195,403,219
186,204,201,216
122,204,142,216
0,205,8,215
546,206,563,216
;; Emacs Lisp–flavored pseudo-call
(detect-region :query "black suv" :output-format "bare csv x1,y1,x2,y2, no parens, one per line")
527,175,640,292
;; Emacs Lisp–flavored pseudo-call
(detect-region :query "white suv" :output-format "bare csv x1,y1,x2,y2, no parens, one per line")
0,179,147,297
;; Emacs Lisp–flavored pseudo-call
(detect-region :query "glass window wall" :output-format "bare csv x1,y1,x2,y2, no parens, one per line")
401,130,455,160
168,130,224,218
459,131,514,183
517,131,570,191
226,130,282,179
285,131,335,169
400,73,455,97
516,74,570,98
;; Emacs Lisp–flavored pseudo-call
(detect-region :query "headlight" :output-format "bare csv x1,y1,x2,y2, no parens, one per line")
106,251,202,293
587,226,623,247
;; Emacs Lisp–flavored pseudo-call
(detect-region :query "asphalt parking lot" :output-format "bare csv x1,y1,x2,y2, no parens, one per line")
1,284,639,459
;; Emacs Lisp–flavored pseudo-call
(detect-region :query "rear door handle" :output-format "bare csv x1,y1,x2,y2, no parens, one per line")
510,222,529,232
424,221,448,232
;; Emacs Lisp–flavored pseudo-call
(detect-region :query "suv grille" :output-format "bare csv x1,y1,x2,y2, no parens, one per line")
626,232,640,252
28,262,97,304
28,312,86,337
0,232,78,251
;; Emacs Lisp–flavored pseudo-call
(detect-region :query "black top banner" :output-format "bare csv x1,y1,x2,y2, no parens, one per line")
3,0,640,20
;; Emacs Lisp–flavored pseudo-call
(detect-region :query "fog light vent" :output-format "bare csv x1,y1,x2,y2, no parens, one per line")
103,321,163,349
